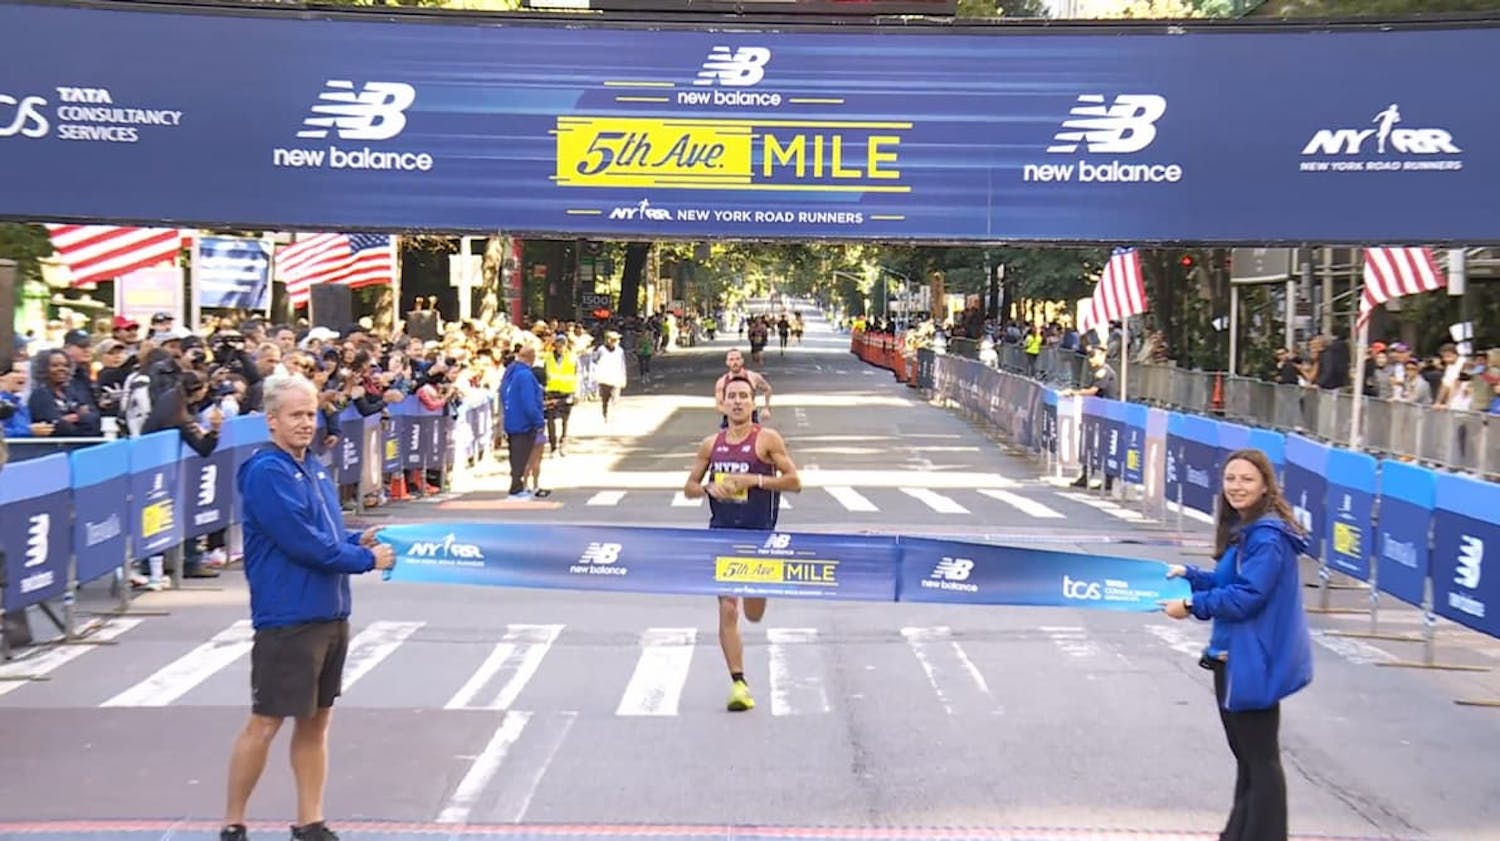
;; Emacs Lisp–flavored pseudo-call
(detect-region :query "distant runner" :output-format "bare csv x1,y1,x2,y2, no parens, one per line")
714,349,771,428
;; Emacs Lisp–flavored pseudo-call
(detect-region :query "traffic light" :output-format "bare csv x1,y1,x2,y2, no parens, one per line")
1179,253,1196,269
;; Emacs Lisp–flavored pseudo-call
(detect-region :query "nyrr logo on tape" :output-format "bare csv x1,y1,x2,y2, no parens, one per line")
407,533,485,565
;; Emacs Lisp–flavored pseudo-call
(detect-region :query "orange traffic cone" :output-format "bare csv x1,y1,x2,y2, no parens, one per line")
1211,372,1225,415
389,473,410,501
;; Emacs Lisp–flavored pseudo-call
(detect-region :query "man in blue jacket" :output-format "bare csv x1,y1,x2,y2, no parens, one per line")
500,343,545,499
220,375,394,841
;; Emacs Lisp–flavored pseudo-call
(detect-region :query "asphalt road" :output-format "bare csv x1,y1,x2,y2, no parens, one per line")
2,311,1499,841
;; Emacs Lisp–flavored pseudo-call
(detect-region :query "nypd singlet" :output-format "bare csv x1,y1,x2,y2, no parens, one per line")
707,425,779,531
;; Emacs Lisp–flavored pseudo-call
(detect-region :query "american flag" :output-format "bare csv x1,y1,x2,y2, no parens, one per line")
44,225,184,287
278,233,396,306
1359,246,1445,329
1080,247,1147,337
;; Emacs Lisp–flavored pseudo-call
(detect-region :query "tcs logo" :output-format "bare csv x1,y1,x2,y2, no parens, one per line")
1062,574,1103,601
1,94,48,138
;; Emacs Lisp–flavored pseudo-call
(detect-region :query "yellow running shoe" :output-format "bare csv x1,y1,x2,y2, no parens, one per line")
727,680,755,712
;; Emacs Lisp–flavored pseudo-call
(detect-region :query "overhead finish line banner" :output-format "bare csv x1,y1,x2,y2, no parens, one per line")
2,4,1499,242
377,524,1189,611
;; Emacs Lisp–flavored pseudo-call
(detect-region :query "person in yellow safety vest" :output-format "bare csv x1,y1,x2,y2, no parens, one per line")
1024,325,1043,377
543,332,578,456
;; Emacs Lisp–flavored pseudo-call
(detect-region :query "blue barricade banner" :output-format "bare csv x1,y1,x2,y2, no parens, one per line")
380,524,901,602
4,2,1497,242
1248,429,1286,481
182,432,236,540
194,235,271,310
1165,412,1188,507
69,439,130,585
400,407,426,471
1323,448,1376,582
1432,473,1499,639
1283,434,1329,561
1102,399,1124,479
897,537,1189,611
0,453,72,610
335,405,363,483
129,431,183,557
1039,389,1059,457
1081,397,1104,472
1216,421,1251,484
1375,460,1434,608
382,402,405,475
1177,414,1220,516
229,414,271,527
1121,402,1148,486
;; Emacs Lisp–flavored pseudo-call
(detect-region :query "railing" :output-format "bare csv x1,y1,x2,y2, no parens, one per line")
852,330,1499,703
0,392,497,662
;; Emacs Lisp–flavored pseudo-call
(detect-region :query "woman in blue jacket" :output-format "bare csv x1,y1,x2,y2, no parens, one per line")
1162,447,1313,841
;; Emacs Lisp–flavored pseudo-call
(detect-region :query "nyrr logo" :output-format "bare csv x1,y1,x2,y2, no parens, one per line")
25,513,50,568
273,80,433,172
408,533,485,561
1300,105,1462,174
571,541,628,576
1024,94,1182,185
608,199,672,221
694,46,771,87
297,80,414,140
0,94,49,138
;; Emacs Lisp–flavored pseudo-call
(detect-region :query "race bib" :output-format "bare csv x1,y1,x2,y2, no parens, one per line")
713,472,748,503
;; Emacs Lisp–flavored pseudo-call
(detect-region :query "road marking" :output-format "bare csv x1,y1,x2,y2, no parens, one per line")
767,628,830,716
1057,491,1147,521
1311,630,1398,665
1040,625,1104,659
977,488,1064,519
586,491,627,506
779,494,792,510
101,620,254,708
0,619,142,698
616,627,696,716
901,487,970,515
825,486,878,512
489,711,578,824
343,620,424,691
445,624,564,710
1143,623,1207,658
794,407,810,429
1166,499,1217,524
436,710,531,824
670,491,702,508
900,626,994,716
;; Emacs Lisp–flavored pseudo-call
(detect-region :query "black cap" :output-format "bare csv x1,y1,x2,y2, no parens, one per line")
63,328,92,347
151,312,174,324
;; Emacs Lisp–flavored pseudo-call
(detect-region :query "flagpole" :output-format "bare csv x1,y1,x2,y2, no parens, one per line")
1349,250,1369,449
1119,317,1130,402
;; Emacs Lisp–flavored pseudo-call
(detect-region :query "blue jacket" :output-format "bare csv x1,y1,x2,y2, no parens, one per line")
500,360,544,435
1,391,31,437
1184,514,1313,712
238,445,375,629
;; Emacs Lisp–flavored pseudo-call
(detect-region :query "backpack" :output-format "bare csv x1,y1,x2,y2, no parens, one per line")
120,362,180,437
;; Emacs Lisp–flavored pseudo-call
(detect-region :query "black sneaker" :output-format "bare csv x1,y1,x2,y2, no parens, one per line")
220,825,249,841
290,822,339,841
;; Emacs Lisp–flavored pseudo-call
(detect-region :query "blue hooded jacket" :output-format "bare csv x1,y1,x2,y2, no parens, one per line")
237,445,375,630
500,360,544,435
1183,514,1314,712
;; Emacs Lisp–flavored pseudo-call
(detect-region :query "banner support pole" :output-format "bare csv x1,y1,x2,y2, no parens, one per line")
1376,577,1489,674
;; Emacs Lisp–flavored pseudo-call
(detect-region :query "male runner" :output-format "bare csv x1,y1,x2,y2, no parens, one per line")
683,375,802,712
714,349,771,428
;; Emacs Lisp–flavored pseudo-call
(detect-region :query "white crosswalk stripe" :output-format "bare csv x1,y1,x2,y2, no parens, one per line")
670,491,703,507
587,491,627,506
767,627,830,716
977,488,1063,519
616,627,697,716
824,486,878,512
343,620,425,691
901,626,995,716
446,624,564,710
0,619,142,698
1057,491,1148,521
900,487,970,514
102,620,255,708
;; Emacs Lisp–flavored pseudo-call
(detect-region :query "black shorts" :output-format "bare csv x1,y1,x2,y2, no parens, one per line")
250,619,350,718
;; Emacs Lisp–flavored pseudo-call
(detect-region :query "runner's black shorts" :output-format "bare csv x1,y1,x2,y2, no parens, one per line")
251,619,350,718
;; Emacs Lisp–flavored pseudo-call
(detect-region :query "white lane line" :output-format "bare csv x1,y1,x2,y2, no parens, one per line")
901,487,970,515
490,711,578,823
1057,491,1147,521
445,624,564,710
977,488,1064,519
1144,623,1208,658
586,491,627,506
825,486,878,513
1040,625,1104,659
436,711,532,824
671,491,703,508
901,626,994,716
616,627,696,716
0,619,143,699
101,620,254,708
1311,630,1398,666
767,627,830,716
343,620,425,691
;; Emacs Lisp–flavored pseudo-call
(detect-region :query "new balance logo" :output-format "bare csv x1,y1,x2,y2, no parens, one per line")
693,46,771,88
572,542,628,576
931,557,973,582
1456,535,1483,590
297,80,416,141
1046,94,1166,154
25,513,49,568
763,533,792,551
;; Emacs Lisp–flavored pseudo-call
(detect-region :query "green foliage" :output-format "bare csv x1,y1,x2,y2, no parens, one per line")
0,223,54,283
955,0,1050,17
1260,0,1500,15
